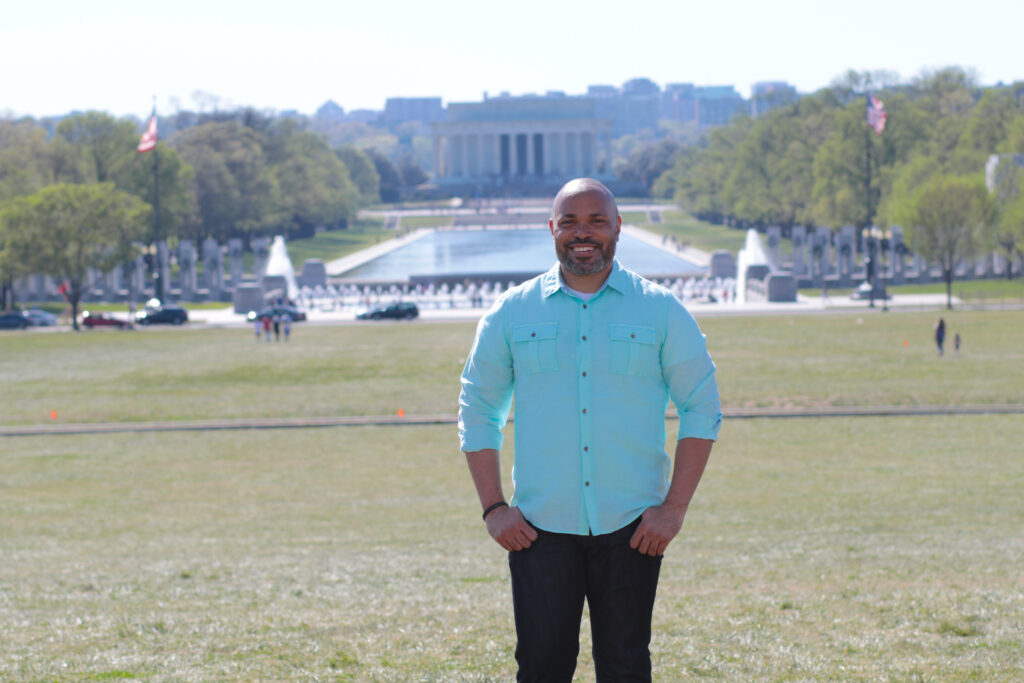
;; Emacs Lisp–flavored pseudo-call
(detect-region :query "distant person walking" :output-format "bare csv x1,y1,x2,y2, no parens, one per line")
273,313,281,342
954,331,961,355
282,312,292,342
262,314,272,342
934,318,946,356
253,316,262,341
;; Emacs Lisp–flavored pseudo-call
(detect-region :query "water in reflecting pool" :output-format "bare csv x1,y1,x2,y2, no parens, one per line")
341,228,702,281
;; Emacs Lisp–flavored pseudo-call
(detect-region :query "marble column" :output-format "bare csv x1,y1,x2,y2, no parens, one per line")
791,226,806,276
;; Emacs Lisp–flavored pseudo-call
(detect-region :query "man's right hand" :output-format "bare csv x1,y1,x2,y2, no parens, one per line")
486,505,538,551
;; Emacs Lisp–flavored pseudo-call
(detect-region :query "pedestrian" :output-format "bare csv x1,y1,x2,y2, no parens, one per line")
273,312,280,342
935,317,946,356
262,314,272,342
459,178,722,681
282,312,291,342
253,315,262,341
954,331,961,355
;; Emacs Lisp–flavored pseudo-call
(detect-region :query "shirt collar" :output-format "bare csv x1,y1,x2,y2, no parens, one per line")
541,260,628,299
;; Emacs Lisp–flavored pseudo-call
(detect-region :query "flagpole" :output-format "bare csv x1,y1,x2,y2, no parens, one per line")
151,96,163,302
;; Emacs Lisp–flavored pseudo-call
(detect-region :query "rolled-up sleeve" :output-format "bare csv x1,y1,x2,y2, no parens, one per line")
661,298,722,442
458,305,514,452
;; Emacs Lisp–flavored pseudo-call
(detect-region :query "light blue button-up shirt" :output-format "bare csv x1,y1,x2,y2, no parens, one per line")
459,261,722,535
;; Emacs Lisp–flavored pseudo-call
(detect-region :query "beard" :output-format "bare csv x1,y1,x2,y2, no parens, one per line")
556,238,617,276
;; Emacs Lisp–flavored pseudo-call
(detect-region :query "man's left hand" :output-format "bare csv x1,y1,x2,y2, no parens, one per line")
629,503,687,557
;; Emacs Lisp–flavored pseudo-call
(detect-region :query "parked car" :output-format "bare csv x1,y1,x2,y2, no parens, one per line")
135,304,189,325
850,281,891,300
356,302,420,320
22,308,59,326
245,305,307,323
0,312,31,329
82,311,132,329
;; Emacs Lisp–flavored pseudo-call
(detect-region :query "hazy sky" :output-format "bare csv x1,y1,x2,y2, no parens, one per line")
2,0,1021,120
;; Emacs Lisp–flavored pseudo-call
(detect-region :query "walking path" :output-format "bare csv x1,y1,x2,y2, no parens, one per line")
3,404,1021,438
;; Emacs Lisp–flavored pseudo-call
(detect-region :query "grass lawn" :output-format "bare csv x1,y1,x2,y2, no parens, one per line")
627,210,748,255
2,310,1023,681
802,278,1024,305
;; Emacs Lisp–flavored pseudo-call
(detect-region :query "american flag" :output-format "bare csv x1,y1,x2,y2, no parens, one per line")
866,94,887,135
137,112,158,153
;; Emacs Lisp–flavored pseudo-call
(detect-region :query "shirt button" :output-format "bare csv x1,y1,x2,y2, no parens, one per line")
582,335,587,341
582,408,587,414
581,371,587,377
584,446,589,452
531,332,536,337
585,481,590,486
583,304,587,309
631,333,636,338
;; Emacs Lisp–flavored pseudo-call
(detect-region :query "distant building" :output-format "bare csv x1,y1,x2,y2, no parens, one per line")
663,83,697,123
382,97,444,126
315,100,345,122
750,81,798,117
693,86,747,126
431,96,613,192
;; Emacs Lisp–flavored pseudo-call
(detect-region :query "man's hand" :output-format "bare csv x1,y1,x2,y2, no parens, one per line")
486,505,538,551
629,503,687,557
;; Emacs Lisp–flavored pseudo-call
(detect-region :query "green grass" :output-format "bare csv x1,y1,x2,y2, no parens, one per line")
2,310,1023,681
628,209,748,254
282,219,391,267
802,278,1024,304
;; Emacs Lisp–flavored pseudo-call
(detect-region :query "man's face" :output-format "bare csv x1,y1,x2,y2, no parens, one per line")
549,189,621,277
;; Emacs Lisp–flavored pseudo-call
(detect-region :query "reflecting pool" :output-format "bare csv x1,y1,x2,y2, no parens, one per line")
340,228,703,281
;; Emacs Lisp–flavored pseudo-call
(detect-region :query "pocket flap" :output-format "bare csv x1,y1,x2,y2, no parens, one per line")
512,322,559,342
609,324,656,344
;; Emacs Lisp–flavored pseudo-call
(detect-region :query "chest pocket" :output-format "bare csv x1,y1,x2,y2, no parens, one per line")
609,324,659,376
512,322,560,374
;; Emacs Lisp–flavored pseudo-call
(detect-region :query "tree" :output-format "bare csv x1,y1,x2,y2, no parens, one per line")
115,141,194,242
615,140,681,194
54,112,137,183
893,174,991,308
365,148,403,203
991,161,1024,279
336,145,381,204
0,183,149,329
263,126,360,237
397,152,428,188
176,121,282,243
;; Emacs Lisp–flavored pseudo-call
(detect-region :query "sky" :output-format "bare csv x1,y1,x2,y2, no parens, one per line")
2,0,1022,121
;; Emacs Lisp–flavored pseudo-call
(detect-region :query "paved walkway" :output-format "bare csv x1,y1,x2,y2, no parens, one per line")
4,404,1021,438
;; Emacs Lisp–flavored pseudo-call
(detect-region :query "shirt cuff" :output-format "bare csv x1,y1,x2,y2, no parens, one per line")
676,412,722,442
459,425,505,452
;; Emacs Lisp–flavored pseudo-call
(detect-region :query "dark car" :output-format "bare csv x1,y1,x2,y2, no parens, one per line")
357,302,420,320
246,305,307,323
82,311,132,329
135,305,188,325
22,308,59,326
0,312,31,329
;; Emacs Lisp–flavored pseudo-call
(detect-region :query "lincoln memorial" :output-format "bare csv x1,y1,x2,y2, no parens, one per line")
431,98,614,193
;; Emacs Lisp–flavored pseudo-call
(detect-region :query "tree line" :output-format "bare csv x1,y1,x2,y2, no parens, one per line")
648,68,1024,301
0,109,429,314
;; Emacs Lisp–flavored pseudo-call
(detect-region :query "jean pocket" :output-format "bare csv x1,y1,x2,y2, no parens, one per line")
512,322,559,374
609,324,658,376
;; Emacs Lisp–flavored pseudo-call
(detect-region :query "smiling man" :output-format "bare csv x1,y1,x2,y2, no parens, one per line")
459,178,722,681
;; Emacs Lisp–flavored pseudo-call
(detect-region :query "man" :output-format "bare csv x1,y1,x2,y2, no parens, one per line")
459,178,721,681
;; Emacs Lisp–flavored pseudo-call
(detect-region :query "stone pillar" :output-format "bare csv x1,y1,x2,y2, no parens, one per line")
179,240,197,300
228,238,243,287
476,134,485,179
837,226,855,287
791,226,806,276
766,226,782,269
566,133,578,176
604,134,614,177
890,226,906,284
580,132,593,175
251,237,270,278
203,238,223,299
525,130,535,176
433,136,442,179
156,241,171,300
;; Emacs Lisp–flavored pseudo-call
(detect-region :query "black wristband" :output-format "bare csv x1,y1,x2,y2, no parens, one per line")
482,501,508,521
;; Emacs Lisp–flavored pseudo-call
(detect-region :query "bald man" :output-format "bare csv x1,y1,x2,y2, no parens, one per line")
459,178,722,681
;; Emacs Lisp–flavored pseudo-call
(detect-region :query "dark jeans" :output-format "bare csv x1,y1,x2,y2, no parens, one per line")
508,517,662,682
